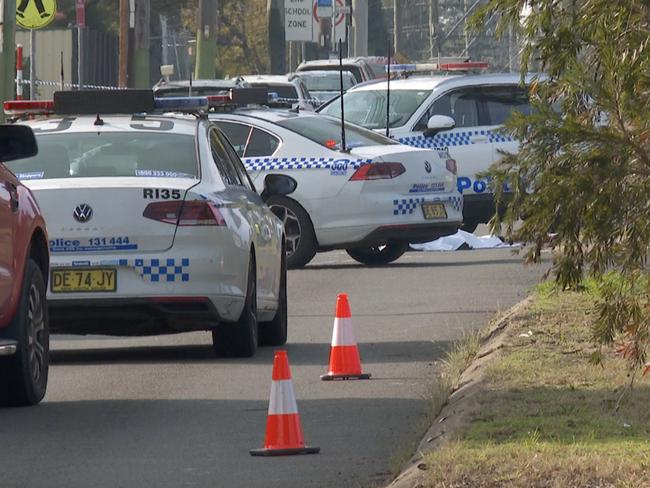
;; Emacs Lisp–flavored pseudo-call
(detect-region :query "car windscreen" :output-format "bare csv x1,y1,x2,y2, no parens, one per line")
251,84,298,99
320,89,432,129
6,132,199,180
301,73,355,91
299,65,362,83
275,116,398,150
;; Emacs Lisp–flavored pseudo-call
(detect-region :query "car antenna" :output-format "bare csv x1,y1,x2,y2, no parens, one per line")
386,40,391,138
338,38,348,153
189,71,193,97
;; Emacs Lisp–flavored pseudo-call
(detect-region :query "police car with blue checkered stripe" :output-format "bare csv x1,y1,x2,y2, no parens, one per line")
209,105,462,268
3,90,294,358
319,68,536,232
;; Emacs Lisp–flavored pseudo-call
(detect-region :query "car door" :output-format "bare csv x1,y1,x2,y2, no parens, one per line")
0,165,17,314
478,84,530,171
410,87,494,197
209,127,278,306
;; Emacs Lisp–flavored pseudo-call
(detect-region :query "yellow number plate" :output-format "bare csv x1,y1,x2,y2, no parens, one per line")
421,202,447,220
51,268,117,293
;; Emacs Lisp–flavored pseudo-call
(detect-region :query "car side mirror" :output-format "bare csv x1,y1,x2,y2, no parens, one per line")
423,115,455,137
261,174,298,201
0,125,38,162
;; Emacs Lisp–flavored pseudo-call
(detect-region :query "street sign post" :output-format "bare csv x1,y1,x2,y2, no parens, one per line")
285,0,314,42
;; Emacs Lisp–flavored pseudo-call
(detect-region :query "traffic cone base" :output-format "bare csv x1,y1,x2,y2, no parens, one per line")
250,446,321,457
320,372,371,381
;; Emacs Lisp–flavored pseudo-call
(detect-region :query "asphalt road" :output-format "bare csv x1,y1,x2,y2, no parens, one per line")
0,246,545,488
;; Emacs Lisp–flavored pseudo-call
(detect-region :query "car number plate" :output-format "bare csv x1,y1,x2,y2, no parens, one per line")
421,202,447,220
51,268,117,293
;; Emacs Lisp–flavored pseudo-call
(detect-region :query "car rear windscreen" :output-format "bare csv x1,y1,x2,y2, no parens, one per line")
6,132,199,180
276,116,398,151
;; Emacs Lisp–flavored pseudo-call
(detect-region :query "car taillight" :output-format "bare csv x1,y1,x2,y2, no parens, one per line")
446,158,457,175
143,201,226,226
349,162,405,181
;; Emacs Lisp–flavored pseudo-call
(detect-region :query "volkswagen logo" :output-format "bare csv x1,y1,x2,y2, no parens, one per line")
73,203,93,223
424,161,432,173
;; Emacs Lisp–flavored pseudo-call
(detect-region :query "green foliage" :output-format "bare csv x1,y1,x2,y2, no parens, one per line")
470,0,650,373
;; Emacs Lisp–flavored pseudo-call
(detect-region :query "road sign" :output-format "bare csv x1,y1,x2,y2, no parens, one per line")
16,0,57,30
313,0,345,26
285,0,314,42
76,0,85,28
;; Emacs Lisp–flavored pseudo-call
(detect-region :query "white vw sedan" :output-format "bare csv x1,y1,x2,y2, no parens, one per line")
4,92,294,357
210,108,463,268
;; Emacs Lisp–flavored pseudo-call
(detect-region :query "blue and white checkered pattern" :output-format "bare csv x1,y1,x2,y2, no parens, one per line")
393,198,423,215
243,157,373,172
118,258,190,283
393,194,463,215
398,130,514,149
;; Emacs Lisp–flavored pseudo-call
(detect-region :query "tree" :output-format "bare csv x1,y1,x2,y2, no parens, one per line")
469,1,650,376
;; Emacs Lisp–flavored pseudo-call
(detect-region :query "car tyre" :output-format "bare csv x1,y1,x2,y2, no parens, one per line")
267,196,317,269
346,241,408,266
212,254,258,358
259,246,288,346
0,259,49,407
461,220,479,233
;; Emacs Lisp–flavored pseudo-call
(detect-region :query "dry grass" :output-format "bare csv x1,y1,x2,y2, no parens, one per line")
421,283,650,487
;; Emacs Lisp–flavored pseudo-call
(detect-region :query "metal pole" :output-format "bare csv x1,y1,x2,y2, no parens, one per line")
30,30,35,100
351,0,367,57
392,0,400,56
119,0,129,87
77,26,84,89
16,44,24,100
160,15,169,66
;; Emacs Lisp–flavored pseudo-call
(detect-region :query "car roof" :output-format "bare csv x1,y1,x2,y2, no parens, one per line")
298,58,369,68
239,75,293,85
350,73,534,92
21,114,200,136
212,107,320,125
153,79,243,90
293,70,356,79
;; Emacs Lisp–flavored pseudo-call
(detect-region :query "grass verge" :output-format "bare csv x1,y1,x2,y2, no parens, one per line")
421,283,650,488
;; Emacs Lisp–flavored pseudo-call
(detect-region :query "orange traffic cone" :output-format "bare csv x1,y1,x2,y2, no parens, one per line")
250,350,320,456
321,293,371,381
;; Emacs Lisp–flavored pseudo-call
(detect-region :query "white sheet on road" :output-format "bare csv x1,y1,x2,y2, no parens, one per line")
410,230,516,251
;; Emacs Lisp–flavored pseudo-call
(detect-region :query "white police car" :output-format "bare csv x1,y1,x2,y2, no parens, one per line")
3,91,294,358
209,106,462,268
320,69,534,231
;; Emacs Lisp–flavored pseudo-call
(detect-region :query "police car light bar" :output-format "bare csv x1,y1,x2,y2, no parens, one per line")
385,61,489,73
3,100,54,116
153,96,209,111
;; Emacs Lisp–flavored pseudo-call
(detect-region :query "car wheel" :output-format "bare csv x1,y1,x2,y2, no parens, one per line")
0,259,49,407
259,247,287,347
212,254,258,358
267,196,317,269
346,241,408,266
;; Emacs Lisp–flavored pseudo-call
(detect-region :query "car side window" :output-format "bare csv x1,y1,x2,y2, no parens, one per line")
479,86,531,125
414,88,481,131
244,129,280,158
214,129,255,192
213,121,252,157
210,128,243,186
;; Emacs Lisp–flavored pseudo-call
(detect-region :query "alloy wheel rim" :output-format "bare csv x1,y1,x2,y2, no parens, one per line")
270,205,301,257
26,283,46,385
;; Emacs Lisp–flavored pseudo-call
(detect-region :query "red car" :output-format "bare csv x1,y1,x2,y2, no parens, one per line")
0,124,50,406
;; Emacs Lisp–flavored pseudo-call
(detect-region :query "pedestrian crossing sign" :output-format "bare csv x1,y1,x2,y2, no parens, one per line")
16,0,57,30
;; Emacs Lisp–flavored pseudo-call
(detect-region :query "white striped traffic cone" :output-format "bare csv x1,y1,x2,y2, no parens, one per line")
321,293,371,381
250,350,320,456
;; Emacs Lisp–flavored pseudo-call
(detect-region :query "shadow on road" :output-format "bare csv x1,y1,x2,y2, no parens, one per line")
0,397,425,488
50,339,454,367
299,257,525,271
